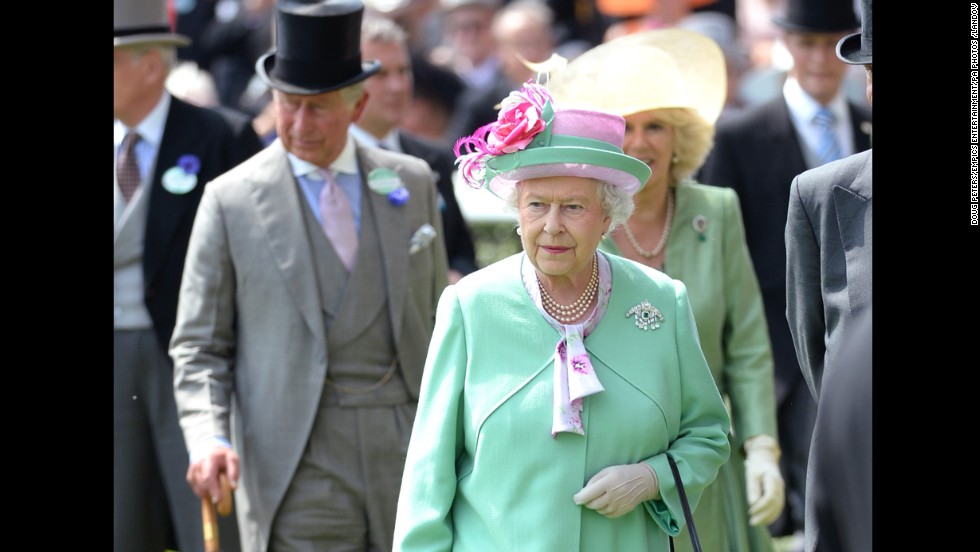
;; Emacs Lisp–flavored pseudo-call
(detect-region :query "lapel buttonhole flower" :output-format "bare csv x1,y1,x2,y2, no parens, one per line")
367,167,410,206
162,153,201,195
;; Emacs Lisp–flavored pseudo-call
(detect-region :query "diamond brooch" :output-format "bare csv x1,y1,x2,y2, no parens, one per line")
626,300,664,331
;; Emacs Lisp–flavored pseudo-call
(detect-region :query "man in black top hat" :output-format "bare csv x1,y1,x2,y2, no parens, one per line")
786,3,872,548
169,1,449,551
113,0,262,550
697,0,871,544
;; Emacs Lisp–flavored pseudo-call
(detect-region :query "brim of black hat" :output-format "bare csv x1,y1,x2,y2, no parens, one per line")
836,33,871,65
771,15,858,34
256,51,382,95
114,33,191,48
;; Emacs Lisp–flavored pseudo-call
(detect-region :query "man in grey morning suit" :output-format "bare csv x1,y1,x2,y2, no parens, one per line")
786,1,873,549
169,2,449,551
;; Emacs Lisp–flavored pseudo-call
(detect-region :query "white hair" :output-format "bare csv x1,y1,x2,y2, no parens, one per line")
504,179,635,231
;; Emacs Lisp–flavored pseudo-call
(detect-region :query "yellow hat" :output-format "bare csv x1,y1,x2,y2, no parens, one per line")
549,29,726,126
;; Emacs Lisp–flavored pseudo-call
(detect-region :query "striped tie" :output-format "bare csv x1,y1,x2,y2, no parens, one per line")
813,107,843,165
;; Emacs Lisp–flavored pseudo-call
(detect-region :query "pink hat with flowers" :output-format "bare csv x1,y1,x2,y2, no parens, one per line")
453,81,652,199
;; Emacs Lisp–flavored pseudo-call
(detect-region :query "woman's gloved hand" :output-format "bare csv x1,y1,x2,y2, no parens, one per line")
744,434,785,526
573,462,660,519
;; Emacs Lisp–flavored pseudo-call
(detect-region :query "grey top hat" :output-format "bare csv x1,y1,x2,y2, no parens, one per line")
772,0,859,34
837,0,872,65
256,0,381,96
114,0,190,48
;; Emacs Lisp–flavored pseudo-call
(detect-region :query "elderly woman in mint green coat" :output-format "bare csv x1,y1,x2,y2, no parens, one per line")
553,30,785,552
394,82,730,551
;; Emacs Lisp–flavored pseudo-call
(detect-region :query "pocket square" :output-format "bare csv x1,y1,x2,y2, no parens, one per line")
409,223,438,254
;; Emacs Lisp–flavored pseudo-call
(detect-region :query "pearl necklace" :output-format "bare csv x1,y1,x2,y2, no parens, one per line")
538,254,598,324
623,189,674,259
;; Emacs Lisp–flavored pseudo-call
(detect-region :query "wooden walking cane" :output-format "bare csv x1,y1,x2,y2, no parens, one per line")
203,473,234,552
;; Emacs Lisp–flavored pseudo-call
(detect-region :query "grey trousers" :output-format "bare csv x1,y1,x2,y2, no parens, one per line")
114,329,241,552
269,400,417,552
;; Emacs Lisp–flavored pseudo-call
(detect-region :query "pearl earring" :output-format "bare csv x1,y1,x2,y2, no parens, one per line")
672,155,680,164
516,227,522,236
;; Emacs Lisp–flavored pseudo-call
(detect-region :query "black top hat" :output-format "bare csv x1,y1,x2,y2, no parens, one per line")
256,0,381,95
837,0,872,65
772,0,859,34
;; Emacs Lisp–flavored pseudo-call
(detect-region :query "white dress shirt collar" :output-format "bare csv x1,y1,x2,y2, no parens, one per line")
286,132,360,178
114,92,171,150
783,76,854,160
783,76,848,128
349,124,402,153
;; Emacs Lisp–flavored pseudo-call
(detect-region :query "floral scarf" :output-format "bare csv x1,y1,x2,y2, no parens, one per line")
521,252,612,437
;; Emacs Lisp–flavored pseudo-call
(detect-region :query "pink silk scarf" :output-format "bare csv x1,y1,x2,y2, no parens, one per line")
521,252,612,437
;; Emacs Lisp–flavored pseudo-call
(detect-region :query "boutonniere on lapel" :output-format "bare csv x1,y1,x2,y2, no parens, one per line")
409,223,438,254
161,154,200,195
692,215,709,242
367,167,410,206
626,299,664,331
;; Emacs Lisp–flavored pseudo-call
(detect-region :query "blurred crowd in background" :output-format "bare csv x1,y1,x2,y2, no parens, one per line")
166,0,868,151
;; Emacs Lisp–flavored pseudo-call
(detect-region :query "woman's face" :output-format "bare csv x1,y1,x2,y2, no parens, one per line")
518,176,611,282
622,110,676,190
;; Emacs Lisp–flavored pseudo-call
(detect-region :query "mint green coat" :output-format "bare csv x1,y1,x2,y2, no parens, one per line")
601,181,777,552
394,252,731,552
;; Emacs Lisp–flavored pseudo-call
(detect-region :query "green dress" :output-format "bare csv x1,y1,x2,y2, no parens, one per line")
600,180,777,552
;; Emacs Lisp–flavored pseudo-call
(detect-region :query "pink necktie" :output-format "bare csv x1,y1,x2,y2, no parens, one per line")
318,168,359,271
117,132,141,203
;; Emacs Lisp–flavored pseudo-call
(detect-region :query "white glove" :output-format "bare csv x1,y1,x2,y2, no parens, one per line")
573,462,660,519
744,434,785,526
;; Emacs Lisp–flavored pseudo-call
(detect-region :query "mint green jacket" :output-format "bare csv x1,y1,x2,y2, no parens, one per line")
601,181,776,448
394,252,731,552
601,181,777,552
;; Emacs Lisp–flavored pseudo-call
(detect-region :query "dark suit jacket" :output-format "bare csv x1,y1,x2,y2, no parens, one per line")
698,97,872,404
143,97,263,351
400,132,478,275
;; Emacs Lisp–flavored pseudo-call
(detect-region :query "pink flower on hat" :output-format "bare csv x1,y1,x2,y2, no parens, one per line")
454,80,552,188
489,87,548,153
